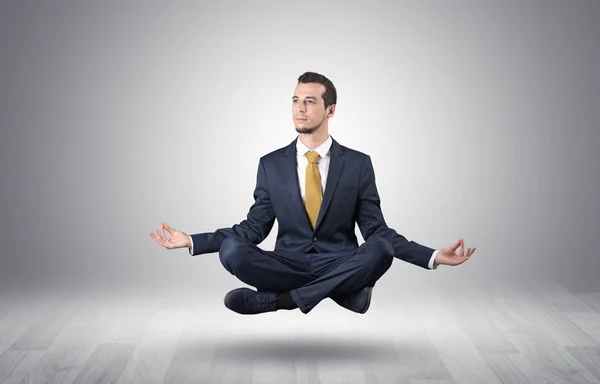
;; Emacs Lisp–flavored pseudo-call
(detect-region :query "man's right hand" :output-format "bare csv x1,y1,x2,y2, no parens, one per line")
149,222,191,249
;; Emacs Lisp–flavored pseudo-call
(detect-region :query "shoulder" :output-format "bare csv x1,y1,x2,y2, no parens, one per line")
334,143,376,175
254,142,294,171
338,144,370,160
260,143,290,164
333,141,372,168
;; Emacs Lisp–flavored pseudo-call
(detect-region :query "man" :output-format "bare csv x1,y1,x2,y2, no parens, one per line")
150,72,476,315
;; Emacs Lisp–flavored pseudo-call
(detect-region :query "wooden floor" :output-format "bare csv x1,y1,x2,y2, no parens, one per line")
1,283,600,383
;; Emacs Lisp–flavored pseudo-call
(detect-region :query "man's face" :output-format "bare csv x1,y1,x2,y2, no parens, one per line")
292,82,331,134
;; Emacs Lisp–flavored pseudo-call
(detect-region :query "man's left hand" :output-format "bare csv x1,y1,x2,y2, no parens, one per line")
434,239,475,267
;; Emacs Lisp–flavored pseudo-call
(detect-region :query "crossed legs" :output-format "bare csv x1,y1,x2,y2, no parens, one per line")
218,235,393,314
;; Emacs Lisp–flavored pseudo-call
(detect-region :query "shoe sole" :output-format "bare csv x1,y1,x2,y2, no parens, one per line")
360,287,373,314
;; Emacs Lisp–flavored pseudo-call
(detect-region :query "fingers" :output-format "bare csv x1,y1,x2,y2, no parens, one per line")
453,239,476,258
452,254,469,266
441,244,476,266
451,239,461,251
458,247,476,264
149,223,174,249
157,227,164,241
149,232,166,247
162,222,174,234
160,223,167,241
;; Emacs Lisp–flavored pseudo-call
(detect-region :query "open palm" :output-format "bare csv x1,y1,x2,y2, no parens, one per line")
435,238,476,267
149,222,190,249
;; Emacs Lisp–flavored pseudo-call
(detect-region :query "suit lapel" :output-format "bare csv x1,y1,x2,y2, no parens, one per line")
315,137,344,231
283,138,312,230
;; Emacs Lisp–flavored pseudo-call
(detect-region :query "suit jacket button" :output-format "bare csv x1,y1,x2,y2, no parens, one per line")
313,237,317,242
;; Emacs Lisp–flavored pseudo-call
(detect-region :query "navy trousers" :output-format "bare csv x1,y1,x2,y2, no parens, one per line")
218,235,394,313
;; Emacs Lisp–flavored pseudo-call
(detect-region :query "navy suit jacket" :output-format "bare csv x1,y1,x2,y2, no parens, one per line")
189,136,434,269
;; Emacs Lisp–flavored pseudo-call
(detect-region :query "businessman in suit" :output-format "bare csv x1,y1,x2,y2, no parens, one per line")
150,72,476,315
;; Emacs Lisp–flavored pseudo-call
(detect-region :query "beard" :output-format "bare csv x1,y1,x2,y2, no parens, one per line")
295,126,319,134
295,113,326,134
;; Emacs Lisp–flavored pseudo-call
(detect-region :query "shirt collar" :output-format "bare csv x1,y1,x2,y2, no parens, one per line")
296,135,332,158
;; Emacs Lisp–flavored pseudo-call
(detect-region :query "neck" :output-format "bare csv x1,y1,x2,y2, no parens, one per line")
299,127,329,150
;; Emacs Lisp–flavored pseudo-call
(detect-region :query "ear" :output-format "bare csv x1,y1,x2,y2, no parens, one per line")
327,104,336,117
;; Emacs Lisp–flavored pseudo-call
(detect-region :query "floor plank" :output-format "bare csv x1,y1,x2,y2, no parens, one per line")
565,346,600,381
116,308,186,384
0,301,48,356
0,285,599,383
479,352,545,384
97,302,156,345
71,343,136,384
438,290,518,353
293,357,321,384
532,283,600,344
365,293,454,383
408,287,503,383
204,342,255,384
27,303,107,384
576,293,600,315
479,287,600,383
162,308,217,383
9,302,78,351
252,352,297,384
0,350,45,384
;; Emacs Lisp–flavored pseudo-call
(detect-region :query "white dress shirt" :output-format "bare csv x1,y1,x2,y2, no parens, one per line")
189,134,439,269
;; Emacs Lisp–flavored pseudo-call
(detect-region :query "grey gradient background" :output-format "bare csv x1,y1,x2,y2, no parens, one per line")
1,0,599,301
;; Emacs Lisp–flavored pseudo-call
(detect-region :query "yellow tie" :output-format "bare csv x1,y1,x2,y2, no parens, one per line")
305,151,322,229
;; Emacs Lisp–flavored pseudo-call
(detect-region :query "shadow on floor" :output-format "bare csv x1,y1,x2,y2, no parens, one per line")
212,336,426,362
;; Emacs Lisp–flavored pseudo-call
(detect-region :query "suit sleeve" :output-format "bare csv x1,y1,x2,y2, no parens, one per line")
356,155,436,269
187,158,276,256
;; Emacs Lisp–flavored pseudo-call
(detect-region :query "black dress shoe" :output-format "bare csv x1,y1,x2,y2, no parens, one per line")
224,288,278,315
331,286,373,314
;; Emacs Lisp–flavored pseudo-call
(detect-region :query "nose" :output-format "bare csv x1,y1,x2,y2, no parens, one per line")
296,102,306,113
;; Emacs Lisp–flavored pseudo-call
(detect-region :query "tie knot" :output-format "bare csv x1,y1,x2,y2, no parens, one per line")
306,151,319,163
305,151,320,163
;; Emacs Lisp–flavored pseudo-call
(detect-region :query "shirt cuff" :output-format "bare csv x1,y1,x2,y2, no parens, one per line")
188,235,194,255
428,250,439,270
